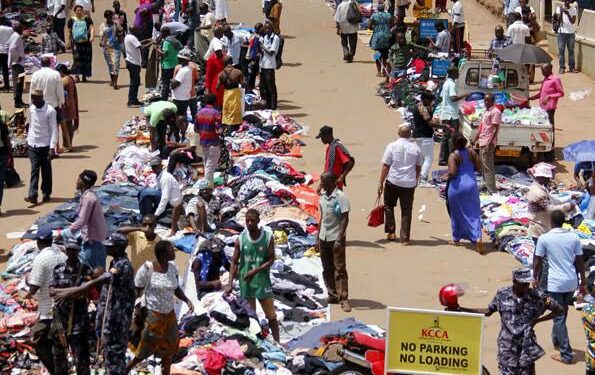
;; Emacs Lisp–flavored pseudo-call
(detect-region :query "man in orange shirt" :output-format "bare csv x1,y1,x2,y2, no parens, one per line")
316,126,355,193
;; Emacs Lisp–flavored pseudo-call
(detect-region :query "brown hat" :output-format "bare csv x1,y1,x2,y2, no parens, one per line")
31,89,44,97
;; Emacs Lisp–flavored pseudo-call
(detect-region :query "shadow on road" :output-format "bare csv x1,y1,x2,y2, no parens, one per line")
349,298,387,311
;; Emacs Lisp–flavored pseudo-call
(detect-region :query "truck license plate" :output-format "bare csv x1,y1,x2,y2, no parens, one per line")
496,148,521,157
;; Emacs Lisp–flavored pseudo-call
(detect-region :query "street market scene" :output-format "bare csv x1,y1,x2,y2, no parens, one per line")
0,0,595,373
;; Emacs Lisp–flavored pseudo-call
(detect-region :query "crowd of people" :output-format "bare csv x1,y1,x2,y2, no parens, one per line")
0,0,595,374
329,0,595,374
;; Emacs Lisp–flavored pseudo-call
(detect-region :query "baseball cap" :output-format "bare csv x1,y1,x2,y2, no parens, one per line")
150,156,162,167
512,267,534,284
529,162,556,179
65,239,81,251
36,227,53,241
79,169,98,186
103,232,129,248
213,40,223,52
315,125,333,139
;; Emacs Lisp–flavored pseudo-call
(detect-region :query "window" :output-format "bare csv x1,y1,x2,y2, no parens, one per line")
505,69,519,87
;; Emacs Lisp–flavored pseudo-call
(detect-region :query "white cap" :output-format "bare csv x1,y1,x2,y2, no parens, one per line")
529,162,556,179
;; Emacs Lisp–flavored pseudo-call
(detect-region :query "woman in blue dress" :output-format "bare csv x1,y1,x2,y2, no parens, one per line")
369,2,393,77
447,133,484,253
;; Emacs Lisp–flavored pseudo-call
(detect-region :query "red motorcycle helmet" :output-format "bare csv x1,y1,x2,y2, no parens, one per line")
439,284,465,310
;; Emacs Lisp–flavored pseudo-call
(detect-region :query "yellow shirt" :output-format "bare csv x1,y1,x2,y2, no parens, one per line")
127,231,161,271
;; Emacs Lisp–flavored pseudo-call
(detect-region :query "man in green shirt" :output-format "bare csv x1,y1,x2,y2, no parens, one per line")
158,27,180,100
389,31,414,75
226,209,280,342
144,100,177,156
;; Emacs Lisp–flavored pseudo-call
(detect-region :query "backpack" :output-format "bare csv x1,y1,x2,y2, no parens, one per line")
346,0,362,25
275,34,284,70
72,18,88,43
552,6,561,33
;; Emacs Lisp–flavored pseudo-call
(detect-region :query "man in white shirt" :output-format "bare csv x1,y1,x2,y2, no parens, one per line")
506,12,530,44
27,227,67,375
170,49,193,139
8,22,25,107
377,124,422,244
450,0,465,53
25,90,58,205
259,22,279,110
555,0,577,73
0,18,13,92
506,12,530,45
204,25,228,60
334,0,359,63
150,157,183,236
30,57,64,123
125,25,143,107
49,0,67,52
223,25,243,67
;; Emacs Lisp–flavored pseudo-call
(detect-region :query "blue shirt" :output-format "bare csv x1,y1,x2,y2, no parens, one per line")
438,78,459,120
535,228,583,293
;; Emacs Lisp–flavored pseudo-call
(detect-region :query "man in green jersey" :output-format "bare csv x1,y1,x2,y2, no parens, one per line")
226,209,280,342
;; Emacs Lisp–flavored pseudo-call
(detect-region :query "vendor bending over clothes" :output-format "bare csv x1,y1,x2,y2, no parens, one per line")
186,180,222,234
138,157,183,237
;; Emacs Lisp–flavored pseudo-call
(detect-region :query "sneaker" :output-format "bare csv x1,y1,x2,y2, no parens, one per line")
42,195,51,203
386,233,397,241
340,300,352,312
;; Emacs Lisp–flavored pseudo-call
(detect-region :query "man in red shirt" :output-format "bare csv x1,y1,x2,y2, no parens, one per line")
472,93,501,194
316,126,355,193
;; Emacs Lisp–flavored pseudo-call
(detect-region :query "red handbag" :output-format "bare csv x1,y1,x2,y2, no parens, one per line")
367,198,385,227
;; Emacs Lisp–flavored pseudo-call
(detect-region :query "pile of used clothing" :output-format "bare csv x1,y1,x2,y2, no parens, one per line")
433,165,595,266
1,107,338,374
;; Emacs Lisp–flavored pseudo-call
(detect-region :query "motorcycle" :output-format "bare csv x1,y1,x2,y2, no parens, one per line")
318,331,385,375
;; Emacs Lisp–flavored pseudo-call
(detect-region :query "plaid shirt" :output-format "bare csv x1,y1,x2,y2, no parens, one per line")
41,32,64,54
489,36,512,55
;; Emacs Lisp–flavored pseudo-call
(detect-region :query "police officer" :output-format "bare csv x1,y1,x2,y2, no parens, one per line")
96,233,136,374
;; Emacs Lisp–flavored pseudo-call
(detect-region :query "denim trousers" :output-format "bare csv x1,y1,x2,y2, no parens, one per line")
548,291,574,362
80,240,106,270
558,32,575,70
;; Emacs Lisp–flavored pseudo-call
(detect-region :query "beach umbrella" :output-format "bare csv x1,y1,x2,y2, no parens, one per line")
495,44,552,64
562,140,595,163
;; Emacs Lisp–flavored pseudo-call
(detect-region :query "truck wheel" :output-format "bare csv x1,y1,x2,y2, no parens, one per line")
518,150,532,170
329,363,372,375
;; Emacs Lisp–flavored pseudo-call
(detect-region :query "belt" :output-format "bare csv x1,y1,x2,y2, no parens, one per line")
28,144,50,149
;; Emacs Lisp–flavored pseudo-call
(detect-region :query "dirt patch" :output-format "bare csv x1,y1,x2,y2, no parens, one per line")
473,0,504,18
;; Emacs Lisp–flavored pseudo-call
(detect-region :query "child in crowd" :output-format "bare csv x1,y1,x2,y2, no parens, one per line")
41,19,66,55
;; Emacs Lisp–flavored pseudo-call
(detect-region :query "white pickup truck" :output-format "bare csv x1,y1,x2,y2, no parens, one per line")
456,60,554,168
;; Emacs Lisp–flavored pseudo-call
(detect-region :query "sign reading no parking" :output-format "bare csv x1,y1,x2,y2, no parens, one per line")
385,308,484,375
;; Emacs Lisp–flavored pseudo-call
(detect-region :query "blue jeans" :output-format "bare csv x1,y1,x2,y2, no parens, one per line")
126,61,141,104
558,33,575,70
138,187,161,217
549,291,574,362
79,240,106,269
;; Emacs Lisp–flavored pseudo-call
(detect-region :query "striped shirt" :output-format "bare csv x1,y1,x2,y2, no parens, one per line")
28,245,67,320
195,105,222,147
